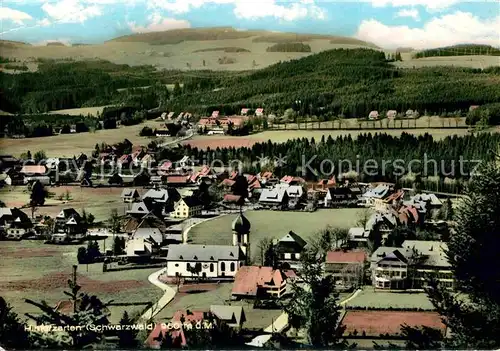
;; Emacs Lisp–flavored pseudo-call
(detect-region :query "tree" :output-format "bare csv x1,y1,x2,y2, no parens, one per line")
30,180,47,206
258,238,277,267
187,262,202,282
33,150,46,163
173,82,182,97
356,208,371,229
405,158,500,348
25,265,110,348
109,209,121,233
117,311,138,348
112,236,125,256
0,296,31,349
284,247,349,348
232,175,249,199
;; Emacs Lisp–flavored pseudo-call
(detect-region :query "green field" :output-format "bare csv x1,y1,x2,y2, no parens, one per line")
0,240,162,323
0,120,168,158
345,288,434,310
189,209,363,261
0,186,142,222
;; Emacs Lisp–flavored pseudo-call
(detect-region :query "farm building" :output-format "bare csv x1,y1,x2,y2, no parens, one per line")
368,111,379,120
231,266,288,299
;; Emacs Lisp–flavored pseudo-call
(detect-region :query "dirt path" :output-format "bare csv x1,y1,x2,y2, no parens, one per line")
139,268,176,321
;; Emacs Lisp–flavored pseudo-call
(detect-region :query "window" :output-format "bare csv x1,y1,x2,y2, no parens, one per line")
210,263,214,272
221,262,226,271
175,263,179,267
284,253,291,260
187,263,191,270
230,262,235,272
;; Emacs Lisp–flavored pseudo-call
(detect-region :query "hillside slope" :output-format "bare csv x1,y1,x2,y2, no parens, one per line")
0,27,379,72
166,48,500,117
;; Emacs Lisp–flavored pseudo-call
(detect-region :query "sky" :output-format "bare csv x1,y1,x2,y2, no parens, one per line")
0,0,499,49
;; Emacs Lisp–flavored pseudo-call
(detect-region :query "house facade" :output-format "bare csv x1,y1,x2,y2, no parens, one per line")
172,197,203,219
325,250,367,288
231,266,287,299
370,241,453,290
165,244,244,279
274,231,307,270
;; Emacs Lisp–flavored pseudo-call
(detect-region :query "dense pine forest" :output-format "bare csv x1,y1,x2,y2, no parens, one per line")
266,42,312,52
168,49,500,117
1,49,499,123
179,132,500,191
414,44,500,58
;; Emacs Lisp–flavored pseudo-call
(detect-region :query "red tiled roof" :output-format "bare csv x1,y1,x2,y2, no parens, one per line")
20,165,46,174
260,171,273,179
281,175,293,183
229,171,238,180
342,311,445,336
221,178,236,187
326,251,367,264
385,190,404,203
283,270,297,279
159,161,173,171
249,179,261,189
223,194,242,203
406,206,419,222
232,266,286,297
145,310,205,348
166,175,189,184
199,166,211,176
118,155,129,162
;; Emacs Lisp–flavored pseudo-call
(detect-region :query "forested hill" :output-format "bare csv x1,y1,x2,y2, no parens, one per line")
168,48,500,118
414,44,500,58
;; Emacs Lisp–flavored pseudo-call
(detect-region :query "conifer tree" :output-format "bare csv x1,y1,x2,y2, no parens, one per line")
0,296,31,349
405,157,500,348
25,265,110,348
284,247,349,348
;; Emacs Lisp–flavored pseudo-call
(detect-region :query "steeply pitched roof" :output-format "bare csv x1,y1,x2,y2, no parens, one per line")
326,250,367,264
209,305,246,326
278,231,307,248
232,266,286,297
127,202,149,215
166,244,242,262
258,187,287,203
121,188,139,198
142,188,169,203
132,228,163,244
20,165,46,174
181,196,202,208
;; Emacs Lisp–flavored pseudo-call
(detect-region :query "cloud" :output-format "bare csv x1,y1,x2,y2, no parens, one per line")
129,13,191,33
395,8,419,20
357,11,500,49
233,0,326,21
370,0,463,11
41,0,102,23
0,7,33,24
149,0,325,21
37,18,52,26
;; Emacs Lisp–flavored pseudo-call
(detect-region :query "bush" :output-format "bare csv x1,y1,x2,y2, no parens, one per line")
140,126,154,137
266,43,311,53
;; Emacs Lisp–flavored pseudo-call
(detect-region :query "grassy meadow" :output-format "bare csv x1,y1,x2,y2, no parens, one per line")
0,186,144,222
0,240,162,323
188,209,365,262
0,120,169,158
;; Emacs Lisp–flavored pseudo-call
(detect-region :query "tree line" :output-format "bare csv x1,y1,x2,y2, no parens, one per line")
183,132,500,185
414,44,500,58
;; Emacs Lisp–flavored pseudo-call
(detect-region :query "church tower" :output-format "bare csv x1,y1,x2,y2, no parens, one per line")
232,210,250,260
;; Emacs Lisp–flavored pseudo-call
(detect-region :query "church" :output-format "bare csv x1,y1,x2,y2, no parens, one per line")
164,211,251,280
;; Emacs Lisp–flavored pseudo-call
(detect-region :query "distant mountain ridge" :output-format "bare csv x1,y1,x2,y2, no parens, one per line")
109,26,379,48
